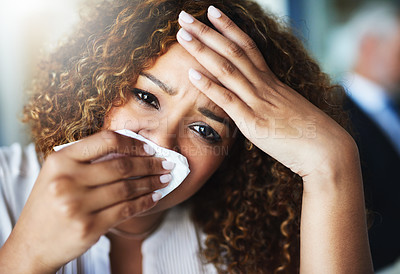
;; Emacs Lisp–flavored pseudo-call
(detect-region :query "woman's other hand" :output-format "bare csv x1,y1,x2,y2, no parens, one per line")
176,6,358,187
0,130,173,273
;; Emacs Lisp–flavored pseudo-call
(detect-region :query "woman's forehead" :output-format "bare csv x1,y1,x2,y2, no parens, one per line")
140,43,228,117
150,43,220,84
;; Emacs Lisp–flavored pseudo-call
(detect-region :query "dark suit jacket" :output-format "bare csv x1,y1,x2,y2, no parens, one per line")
344,96,400,271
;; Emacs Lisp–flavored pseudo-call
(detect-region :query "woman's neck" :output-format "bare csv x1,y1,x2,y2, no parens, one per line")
106,210,167,273
110,210,167,239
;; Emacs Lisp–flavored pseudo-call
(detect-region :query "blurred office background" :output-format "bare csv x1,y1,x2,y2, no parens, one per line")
0,0,399,146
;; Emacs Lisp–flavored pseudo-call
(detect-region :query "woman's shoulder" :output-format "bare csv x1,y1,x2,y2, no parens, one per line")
0,143,40,243
0,143,39,176
0,143,40,192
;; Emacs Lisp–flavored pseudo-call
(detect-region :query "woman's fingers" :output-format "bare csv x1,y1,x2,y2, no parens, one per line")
58,130,155,162
94,192,158,232
205,6,270,73
87,174,171,212
176,29,258,106
178,10,264,83
81,156,173,186
188,68,252,128
51,130,176,186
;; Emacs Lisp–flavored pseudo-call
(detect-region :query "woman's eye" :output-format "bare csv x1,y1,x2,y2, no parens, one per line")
132,88,160,109
189,124,222,143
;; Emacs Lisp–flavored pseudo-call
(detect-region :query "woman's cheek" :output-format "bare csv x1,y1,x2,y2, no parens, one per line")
183,145,227,187
102,105,142,131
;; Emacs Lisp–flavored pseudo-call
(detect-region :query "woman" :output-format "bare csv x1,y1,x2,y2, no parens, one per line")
0,0,373,273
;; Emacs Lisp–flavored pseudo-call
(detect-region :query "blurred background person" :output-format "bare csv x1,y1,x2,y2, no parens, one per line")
327,2,400,272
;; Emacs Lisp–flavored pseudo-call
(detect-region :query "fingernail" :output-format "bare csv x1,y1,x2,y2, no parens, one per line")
162,160,175,170
179,10,194,23
208,6,221,18
189,68,202,80
177,28,192,41
152,192,162,202
143,143,156,155
160,174,172,184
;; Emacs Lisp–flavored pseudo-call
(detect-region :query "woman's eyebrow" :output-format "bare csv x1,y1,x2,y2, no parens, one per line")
198,107,233,129
139,72,233,129
140,72,177,95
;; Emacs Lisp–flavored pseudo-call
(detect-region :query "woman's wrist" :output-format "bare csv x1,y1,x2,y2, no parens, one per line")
0,234,56,274
302,136,362,194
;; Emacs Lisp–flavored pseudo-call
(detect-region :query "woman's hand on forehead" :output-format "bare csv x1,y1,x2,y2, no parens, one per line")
176,7,373,274
176,6,358,183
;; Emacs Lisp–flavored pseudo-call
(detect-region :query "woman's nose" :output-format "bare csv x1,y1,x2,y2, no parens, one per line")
137,116,181,153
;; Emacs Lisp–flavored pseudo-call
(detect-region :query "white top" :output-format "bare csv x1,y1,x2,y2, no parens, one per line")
0,143,217,274
343,73,400,155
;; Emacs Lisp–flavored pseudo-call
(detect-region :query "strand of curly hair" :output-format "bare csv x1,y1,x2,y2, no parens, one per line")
23,0,350,272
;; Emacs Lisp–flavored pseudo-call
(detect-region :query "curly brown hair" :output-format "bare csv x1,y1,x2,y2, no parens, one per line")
23,0,349,272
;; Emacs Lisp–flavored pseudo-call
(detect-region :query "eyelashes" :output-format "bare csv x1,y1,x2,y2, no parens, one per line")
132,88,160,109
131,88,222,144
188,124,222,144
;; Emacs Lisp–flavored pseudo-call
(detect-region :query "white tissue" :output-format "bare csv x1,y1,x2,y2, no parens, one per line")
53,129,190,199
